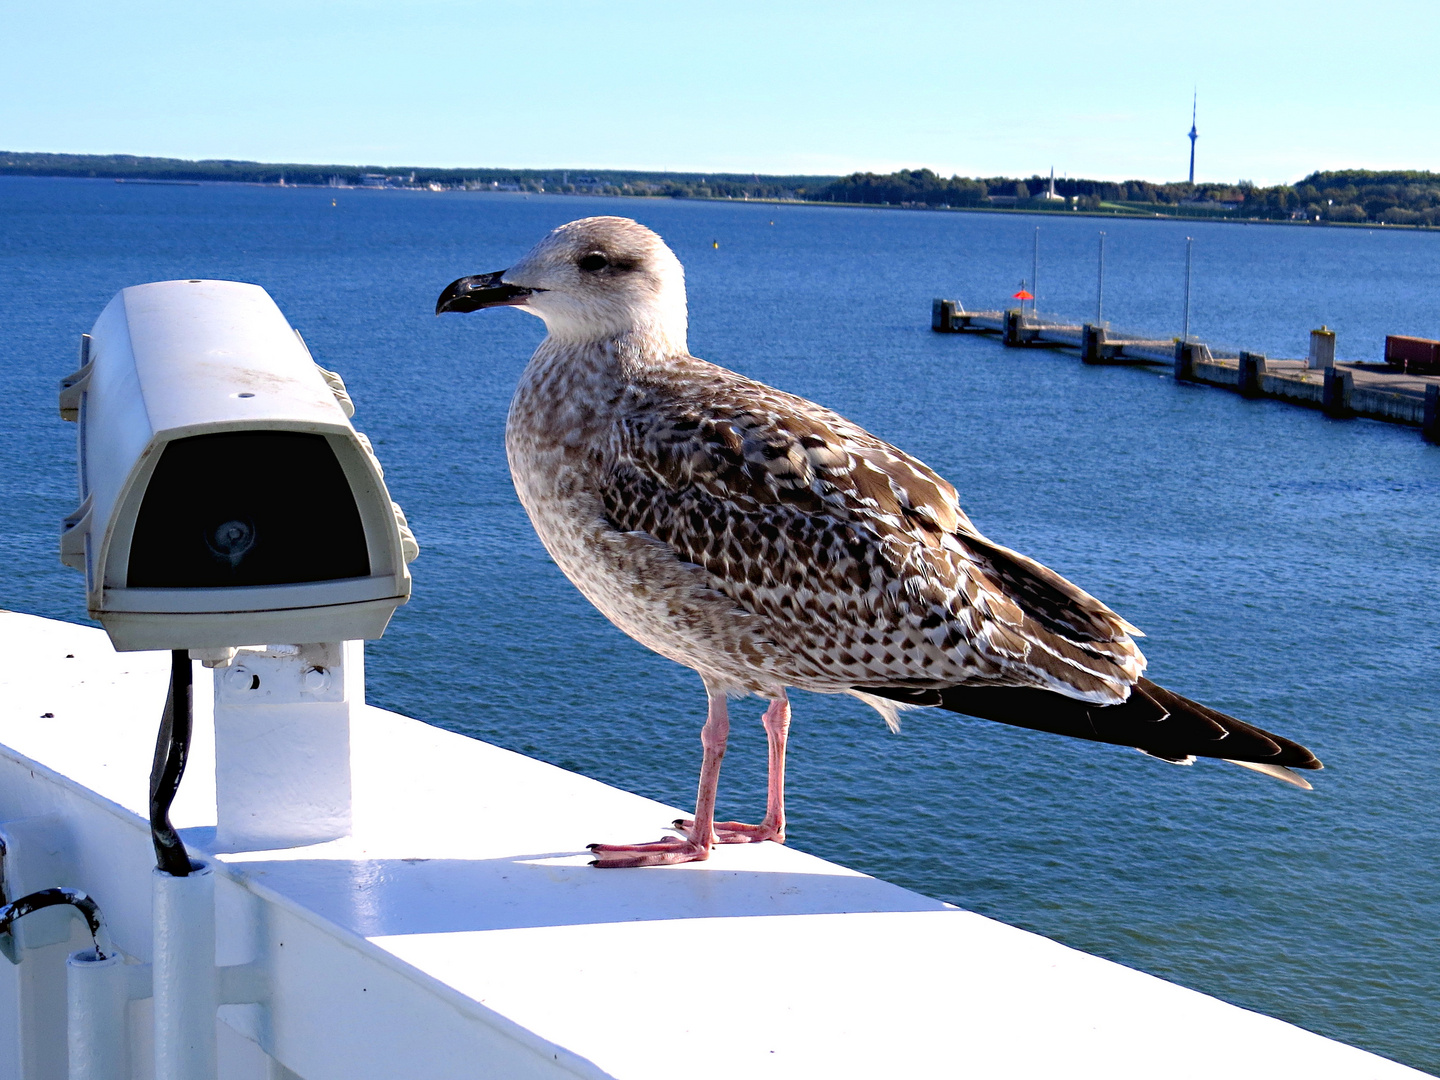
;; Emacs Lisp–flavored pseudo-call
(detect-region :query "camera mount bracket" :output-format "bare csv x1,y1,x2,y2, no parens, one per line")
207,641,362,851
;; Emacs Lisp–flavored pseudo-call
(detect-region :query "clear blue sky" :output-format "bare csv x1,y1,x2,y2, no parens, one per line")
3,0,1437,185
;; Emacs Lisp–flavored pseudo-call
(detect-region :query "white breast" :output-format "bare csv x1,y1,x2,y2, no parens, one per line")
504,343,791,696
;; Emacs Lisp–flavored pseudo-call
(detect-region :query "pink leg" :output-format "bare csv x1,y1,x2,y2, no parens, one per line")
588,685,730,868
675,693,790,845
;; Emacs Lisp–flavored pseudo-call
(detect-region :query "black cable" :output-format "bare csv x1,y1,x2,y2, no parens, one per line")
0,888,110,960
148,649,194,877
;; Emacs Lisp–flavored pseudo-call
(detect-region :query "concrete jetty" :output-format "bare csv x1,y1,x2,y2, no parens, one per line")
932,300,1440,442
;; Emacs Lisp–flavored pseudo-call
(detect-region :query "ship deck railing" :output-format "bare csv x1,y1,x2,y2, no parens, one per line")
0,611,1427,1079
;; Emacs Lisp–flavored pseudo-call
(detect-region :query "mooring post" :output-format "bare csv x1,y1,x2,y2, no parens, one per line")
1237,350,1266,398
1422,384,1440,443
1082,323,1106,364
1003,309,1022,347
1174,340,1196,381
1323,366,1353,417
931,299,959,333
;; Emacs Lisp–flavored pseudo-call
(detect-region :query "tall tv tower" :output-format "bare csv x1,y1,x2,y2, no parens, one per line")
1187,92,1198,185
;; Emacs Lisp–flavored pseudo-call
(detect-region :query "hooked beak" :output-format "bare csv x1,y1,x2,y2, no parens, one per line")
435,270,536,314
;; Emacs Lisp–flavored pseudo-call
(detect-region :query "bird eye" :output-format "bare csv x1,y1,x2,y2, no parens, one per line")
578,254,608,272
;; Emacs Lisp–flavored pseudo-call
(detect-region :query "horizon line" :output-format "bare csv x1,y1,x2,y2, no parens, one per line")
6,149,1432,189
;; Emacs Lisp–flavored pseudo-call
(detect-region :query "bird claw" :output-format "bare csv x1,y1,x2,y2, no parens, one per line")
588,835,712,868
672,818,784,845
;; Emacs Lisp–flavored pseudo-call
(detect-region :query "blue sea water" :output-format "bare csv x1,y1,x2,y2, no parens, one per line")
1,176,1437,1072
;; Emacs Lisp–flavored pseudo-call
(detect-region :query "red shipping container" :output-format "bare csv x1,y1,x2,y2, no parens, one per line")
1384,335,1440,374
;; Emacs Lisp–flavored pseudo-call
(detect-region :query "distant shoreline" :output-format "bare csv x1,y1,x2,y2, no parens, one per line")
4,172,1427,232
4,152,1437,231
8,175,1425,234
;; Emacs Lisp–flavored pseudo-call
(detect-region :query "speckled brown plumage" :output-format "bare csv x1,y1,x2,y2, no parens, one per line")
513,343,1146,708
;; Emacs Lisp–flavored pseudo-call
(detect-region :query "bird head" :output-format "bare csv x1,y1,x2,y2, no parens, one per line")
436,216,688,354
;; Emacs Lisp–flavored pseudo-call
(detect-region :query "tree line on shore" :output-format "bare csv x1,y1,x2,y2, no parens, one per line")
4,152,1438,226
809,168,1440,225
0,152,823,200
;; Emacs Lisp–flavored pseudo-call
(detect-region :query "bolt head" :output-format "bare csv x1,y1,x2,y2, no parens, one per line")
302,667,331,693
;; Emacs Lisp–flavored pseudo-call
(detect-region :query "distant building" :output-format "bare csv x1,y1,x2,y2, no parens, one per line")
358,173,413,189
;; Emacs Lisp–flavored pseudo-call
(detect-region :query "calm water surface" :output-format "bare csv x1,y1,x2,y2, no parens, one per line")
2,177,1437,1072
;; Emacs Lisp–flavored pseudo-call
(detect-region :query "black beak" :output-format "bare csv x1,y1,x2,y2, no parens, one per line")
435,270,535,314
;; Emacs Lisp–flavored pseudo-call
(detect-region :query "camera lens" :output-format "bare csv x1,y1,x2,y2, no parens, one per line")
205,517,257,567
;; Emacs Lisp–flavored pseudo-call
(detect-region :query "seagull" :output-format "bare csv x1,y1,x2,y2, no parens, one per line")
437,216,1321,868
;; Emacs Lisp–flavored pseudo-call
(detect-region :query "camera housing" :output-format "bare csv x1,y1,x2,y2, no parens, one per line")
59,279,416,652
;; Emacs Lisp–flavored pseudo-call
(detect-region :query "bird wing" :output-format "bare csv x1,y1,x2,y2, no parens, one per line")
602,358,1145,702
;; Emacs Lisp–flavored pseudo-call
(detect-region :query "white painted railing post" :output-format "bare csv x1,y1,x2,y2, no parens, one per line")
67,949,148,1080
152,862,217,1080
212,641,361,851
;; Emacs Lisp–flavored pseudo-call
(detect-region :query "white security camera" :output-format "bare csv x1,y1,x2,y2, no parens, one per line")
58,279,417,652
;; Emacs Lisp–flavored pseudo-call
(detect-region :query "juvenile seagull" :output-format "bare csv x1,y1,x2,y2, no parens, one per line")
437,217,1321,868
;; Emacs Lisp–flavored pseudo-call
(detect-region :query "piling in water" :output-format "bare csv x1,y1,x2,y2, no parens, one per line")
932,299,963,333
1174,340,1196,382
1323,367,1354,418
932,299,953,332
1003,309,1022,347
1237,351,1266,398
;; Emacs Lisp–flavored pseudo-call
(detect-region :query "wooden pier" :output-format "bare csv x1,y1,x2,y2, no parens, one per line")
932,300,1440,443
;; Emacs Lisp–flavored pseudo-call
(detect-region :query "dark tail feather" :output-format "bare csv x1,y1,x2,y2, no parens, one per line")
858,677,1323,775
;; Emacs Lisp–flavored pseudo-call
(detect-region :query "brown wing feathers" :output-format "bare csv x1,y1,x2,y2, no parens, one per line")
607,359,1322,781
